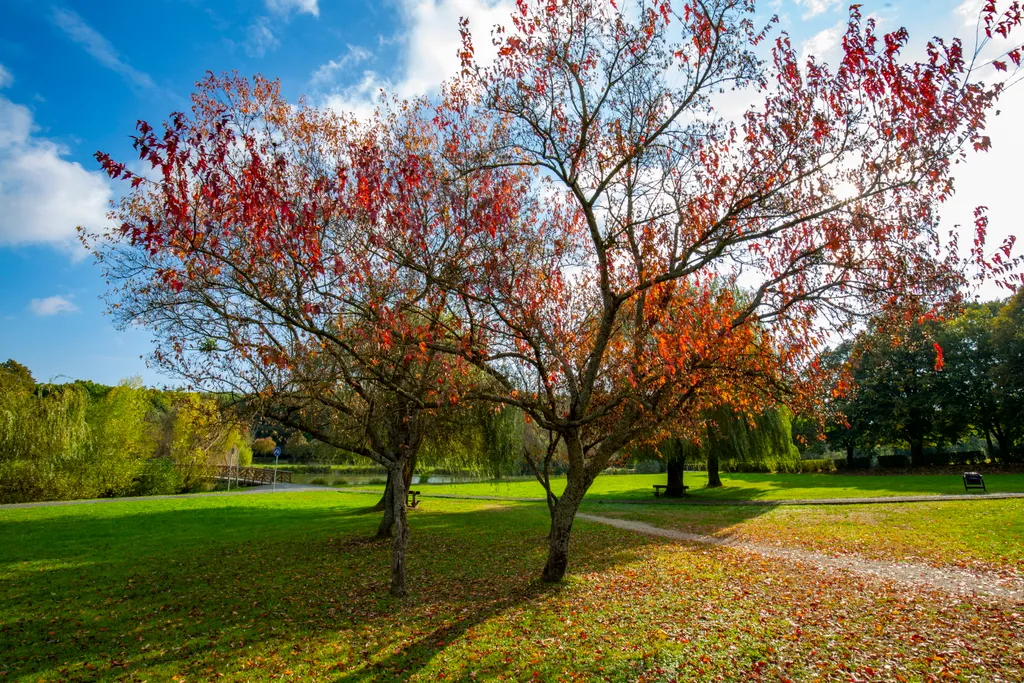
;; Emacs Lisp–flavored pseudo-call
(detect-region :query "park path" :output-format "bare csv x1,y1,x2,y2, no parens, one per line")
0,482,336,509
578,513,1024,604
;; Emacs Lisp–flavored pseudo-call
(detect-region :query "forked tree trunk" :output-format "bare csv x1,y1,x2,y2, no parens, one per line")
542,472,590,583
375,453,417,538
389,464,410,597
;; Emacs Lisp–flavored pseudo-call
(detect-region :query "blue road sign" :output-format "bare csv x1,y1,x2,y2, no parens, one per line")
273,446,281,457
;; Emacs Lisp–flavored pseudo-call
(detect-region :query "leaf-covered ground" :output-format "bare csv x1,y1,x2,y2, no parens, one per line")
592,499,1024,578
1,492,1021,681
352,472,1024,501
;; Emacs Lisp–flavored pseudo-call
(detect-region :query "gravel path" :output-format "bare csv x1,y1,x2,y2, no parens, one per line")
578,513,1024,604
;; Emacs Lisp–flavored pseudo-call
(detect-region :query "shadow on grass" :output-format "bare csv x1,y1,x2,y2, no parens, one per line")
0,496,691,682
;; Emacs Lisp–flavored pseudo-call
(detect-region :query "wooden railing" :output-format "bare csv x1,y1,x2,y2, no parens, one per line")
213,466,292,485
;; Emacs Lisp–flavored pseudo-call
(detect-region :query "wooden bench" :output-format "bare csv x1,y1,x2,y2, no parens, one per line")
407,490,421,508
653,485,689,498
962,472,986,493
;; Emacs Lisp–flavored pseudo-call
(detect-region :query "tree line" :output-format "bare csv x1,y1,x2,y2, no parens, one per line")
0,360,250,504
813,292,1024,467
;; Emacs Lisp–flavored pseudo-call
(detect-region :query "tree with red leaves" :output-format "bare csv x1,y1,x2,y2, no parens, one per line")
405,0,1024,581
87,75,514,596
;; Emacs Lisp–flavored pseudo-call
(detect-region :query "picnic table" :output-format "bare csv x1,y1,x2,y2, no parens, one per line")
407,490,421,508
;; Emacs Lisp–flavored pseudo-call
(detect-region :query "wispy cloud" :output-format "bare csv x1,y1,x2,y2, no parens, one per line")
266,0,319,17
795,0,840,20
310,45,373,87
50,8,155,91
245,16,280,58
30,295,79,316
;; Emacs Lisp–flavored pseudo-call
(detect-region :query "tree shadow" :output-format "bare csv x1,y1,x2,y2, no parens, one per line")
0,496,663,682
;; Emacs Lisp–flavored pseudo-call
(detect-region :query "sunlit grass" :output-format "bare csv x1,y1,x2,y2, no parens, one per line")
2,492,1022,681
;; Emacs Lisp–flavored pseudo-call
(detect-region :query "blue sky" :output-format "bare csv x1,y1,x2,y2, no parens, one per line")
0,0,1019,386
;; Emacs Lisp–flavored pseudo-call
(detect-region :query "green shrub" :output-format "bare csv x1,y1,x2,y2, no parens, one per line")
798,459,837,473
133,458,180,496
634,459,664,474
877,454,909,469
309,477,328,485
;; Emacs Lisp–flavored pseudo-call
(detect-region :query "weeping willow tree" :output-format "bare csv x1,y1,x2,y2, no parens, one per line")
0,362,91,503
374,404,524,537
704,406,801,486
631,405,800,494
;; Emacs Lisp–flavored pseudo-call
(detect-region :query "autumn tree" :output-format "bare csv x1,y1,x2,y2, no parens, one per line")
406,0,1024,580
88,75,509,596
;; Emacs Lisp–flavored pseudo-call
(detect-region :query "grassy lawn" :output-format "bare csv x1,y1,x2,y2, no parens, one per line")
350,471,1024,501
2,492,1023,681
591,499,1024,576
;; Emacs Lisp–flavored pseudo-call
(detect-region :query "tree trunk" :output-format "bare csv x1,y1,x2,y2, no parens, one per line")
910,438,925,468
845,442,854,467
994,427,1012,463
706,451,722,488
665,456,685,497
542,472,589,583
375,453,418,537
374,470,393,512
389,464,410,597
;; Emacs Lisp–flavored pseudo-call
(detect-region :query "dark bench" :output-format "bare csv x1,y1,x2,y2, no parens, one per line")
962,472,986,493
407,490,421,508
653,485,689,498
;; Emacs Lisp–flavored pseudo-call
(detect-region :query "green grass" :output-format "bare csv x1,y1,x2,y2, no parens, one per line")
2,492,1023,681
352,471,1024,501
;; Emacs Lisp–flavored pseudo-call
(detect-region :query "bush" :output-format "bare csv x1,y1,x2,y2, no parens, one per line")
948,450,986,466
133,458,180,496
848,457,872,470
877,454,909,469
309,477,328,485
634,459,664,474
798,459,837,473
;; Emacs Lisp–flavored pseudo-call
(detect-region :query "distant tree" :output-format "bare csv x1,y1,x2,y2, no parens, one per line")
252,437,277,458
990,291,1024,460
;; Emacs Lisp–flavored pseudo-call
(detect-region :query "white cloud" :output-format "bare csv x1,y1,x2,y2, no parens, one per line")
266,0,319,17
50,9,155,91
30,296,79,316
955,0,984,27
796,0,840,20
310,0,511,120
0,65,11,89
322,71,393,122
396,0,511,98
245,17,280,58
0,70,112,255
800,21,845,65
310,45,374,87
